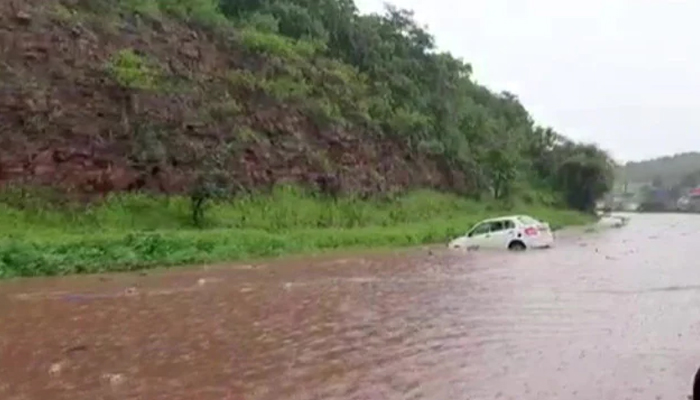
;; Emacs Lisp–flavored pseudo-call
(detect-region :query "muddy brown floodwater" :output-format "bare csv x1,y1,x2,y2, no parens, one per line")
1,213,700,400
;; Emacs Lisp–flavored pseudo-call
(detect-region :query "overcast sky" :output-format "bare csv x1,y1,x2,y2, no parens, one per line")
353,0,700,163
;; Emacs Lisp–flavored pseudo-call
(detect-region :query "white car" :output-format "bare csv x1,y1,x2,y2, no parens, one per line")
448,214,554,251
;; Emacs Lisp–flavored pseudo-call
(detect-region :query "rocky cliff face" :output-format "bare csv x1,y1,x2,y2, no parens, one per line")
0,0,454,198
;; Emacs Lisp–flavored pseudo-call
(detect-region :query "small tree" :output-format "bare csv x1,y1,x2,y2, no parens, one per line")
556,145,614,212
189,149,230,228
190,169,232,227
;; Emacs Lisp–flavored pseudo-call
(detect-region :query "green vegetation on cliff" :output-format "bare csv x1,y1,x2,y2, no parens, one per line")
0,0,611,276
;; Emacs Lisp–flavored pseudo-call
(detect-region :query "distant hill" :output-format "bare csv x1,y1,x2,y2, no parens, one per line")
618,152,700,185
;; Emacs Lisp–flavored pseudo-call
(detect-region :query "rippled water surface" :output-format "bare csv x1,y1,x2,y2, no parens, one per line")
2,213,700,399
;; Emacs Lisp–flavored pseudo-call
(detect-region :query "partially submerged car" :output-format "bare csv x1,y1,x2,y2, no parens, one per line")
448,215,554,251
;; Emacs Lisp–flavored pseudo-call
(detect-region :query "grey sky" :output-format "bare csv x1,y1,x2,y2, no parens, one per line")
353,0,700,163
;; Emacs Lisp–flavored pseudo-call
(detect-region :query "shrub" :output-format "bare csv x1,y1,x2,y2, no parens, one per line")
106,49,162,90
237,27,321,60
119,0,161,19
155,0,228,30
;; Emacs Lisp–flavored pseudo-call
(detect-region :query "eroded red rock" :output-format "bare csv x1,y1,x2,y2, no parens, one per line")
0,0,458,198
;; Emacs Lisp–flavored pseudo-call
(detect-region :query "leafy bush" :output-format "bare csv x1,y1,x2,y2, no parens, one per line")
155,0,228,29
205,99,243,121
237,27,321,60
106,49,162,90
49,3,80,24
119,0,161,18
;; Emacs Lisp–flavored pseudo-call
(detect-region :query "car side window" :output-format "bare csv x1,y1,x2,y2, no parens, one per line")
468,222,491,236
504,220,515,229
490,221,506,232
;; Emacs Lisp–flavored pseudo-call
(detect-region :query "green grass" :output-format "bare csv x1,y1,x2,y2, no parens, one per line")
0,187,594,278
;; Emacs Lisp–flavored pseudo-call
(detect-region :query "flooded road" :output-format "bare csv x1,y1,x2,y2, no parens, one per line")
1,213,699,399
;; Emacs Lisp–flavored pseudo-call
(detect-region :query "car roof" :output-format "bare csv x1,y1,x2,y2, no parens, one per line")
480,215,534,223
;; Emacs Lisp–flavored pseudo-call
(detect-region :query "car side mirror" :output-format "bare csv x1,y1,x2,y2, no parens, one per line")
467,231,473,237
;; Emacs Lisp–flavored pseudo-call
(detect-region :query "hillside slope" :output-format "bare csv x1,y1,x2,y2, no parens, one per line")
0,0,451,197
0,0,613,211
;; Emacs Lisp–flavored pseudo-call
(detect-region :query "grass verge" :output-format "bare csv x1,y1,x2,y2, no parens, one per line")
0,187,594,278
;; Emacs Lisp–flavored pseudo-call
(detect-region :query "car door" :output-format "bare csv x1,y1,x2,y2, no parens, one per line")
465,221,493,250
477,220,510,249
487,219,517,248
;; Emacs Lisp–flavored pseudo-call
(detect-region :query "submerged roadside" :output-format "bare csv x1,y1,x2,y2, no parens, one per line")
0,188,595,278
